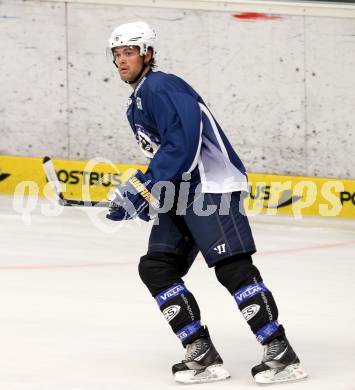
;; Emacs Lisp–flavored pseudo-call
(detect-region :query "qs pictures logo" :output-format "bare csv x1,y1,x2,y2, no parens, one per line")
248,183,302,209
266,189,302,209
246,179,348,218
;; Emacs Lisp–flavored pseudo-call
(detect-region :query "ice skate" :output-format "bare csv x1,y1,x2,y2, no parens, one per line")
172,327,230,384
252,336,308,384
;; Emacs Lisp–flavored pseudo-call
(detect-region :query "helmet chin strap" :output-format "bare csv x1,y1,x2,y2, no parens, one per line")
125,60,147,85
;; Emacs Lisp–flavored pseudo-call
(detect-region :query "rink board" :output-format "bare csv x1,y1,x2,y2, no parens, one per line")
0,155,354,218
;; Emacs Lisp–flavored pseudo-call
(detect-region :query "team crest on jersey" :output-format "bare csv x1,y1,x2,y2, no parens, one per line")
135,124,160,159
136,97,143,110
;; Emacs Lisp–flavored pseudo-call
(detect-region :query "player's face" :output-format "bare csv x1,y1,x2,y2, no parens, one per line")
112,46,143,82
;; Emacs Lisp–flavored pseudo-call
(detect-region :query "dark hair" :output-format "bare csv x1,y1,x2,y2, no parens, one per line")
147,47,157,69
150,57,157,69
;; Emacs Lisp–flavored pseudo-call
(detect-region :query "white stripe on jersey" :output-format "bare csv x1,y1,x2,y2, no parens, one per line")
186,116,203,174
197,155,207,193
197,103,248,194
134,76,147,97
199,103,229,159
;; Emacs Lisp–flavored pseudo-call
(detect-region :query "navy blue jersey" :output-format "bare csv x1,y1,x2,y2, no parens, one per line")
126,70,248,193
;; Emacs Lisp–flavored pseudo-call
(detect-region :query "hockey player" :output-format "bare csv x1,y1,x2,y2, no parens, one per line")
106,21,307,385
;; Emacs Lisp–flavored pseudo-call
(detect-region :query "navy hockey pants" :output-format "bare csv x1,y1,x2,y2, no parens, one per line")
147,191,256,268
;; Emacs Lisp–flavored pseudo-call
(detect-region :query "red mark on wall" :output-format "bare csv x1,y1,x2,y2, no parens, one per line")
232,12,282,21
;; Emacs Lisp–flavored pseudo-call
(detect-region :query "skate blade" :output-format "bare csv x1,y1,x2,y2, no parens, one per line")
174,364,231,384
254,363,308,384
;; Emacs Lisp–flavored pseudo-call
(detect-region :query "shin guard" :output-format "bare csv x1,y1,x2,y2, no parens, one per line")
155,283,202,346
215,255,284,344
233,280,283,343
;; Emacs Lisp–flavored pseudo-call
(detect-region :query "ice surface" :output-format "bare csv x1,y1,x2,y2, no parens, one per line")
0,195,354,390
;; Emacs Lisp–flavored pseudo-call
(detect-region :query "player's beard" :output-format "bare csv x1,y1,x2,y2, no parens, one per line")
119,59,144,83
119,68,132,82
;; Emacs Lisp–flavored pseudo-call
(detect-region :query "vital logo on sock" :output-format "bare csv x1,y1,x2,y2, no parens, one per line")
242,304,260,321
234,282,269,305
163,305,181,322
155,284,188,306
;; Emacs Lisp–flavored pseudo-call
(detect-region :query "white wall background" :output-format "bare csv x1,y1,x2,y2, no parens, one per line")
1,0,354,178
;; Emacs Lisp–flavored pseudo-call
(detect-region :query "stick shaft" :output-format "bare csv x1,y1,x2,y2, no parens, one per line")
42,156,109,207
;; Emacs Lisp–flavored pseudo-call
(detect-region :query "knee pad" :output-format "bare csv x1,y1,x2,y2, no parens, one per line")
139,252,188,296
215,254,261,292
215,254,283,344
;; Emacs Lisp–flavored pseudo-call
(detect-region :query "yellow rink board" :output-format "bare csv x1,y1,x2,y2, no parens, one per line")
0,155,146,202
0,155,354,218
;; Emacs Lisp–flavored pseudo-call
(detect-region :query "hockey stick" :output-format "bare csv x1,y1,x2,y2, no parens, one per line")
42,156,110,207
42,156,160,209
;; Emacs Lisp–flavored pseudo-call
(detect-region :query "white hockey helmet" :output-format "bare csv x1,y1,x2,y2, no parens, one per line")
109,21,157,57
